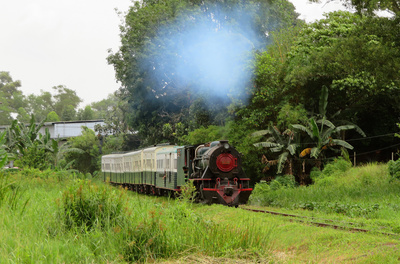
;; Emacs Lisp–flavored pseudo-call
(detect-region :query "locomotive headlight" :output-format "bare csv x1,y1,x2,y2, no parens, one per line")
223,143,230,149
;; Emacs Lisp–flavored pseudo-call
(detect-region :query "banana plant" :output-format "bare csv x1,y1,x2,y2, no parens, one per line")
292,86,365,160
252,122,300,174
6,115,47,156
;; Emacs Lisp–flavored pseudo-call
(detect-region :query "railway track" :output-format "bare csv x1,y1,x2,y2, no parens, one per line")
241,206,400,237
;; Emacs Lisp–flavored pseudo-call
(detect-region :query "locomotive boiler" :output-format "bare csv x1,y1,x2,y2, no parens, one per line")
101,140,252,207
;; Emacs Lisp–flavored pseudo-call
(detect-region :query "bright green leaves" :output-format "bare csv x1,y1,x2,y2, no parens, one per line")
6,115,59,170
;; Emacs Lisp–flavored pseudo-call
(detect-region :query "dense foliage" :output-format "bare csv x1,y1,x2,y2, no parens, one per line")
108,0,300,146
236,11,400,180
2,1,400,182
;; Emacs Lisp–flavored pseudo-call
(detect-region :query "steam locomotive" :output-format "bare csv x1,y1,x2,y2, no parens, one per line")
101,140,252,206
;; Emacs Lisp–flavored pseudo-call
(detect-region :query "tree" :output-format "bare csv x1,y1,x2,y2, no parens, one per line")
25,91,55,122
234,26,303,131
16,107,31,123
61,105,76,121
90,93,116,119
0,72,23,108
311,0,400,16
77,105,94,121
0,98,13,125
52,85,82,117
0,72,24,125
108,0,300,145
64,126,100,174
49,141,84,170
248,11,400,160
46,111,60,122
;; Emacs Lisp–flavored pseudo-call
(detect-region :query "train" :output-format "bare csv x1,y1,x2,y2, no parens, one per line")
101,140,252,206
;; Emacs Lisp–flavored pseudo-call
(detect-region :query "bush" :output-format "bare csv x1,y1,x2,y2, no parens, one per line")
179,125,228,145
388,159,400,181
322,158,352,176
57,179,128,231
269,175,297,190
312,158,352,184
249,175,296,205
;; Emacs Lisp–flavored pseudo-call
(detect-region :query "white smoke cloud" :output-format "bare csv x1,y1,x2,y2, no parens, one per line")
142,4,263,106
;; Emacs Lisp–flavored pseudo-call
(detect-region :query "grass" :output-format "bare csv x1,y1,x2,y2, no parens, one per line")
250,161,400,219
0,164,400,263
0,170,274,263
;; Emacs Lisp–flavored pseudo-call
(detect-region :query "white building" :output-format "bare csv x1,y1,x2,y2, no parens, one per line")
0,120,105,139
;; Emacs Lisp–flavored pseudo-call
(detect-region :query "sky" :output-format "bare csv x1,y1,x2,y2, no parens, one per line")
0,0,348,107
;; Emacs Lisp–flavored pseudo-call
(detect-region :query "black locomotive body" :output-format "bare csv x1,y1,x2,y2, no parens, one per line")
188,140,252,206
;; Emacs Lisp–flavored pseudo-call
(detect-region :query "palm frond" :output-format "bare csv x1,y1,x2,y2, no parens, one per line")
310,147,321,159
317,118,335,129
292,124,313,139
330,139,354,150
310,118,320,139
319,85,329,117
271,125,283,144
287,143,299,155
277,152,289,174
271,146,284,152
321,127,334,142
253,142,280,148
333,125,356,133
251,129,271,137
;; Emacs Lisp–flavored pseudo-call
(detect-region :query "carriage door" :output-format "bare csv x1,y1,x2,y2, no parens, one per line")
168,153,172,185
172,153,177,188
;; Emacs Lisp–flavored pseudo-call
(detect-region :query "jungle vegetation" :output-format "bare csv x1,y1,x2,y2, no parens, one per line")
105,0,400,182
1,0,400,181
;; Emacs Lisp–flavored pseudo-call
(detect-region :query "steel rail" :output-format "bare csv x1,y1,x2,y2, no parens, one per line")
241,207,400,237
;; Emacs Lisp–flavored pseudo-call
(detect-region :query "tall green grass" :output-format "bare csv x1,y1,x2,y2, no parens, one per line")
1,168,399,263
57,179,128,231
250,160,400,223
0,169,274,263
0,171,29,212
56,180,273,262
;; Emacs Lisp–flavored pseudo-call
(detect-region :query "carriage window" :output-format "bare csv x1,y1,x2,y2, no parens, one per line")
174,159,177,170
